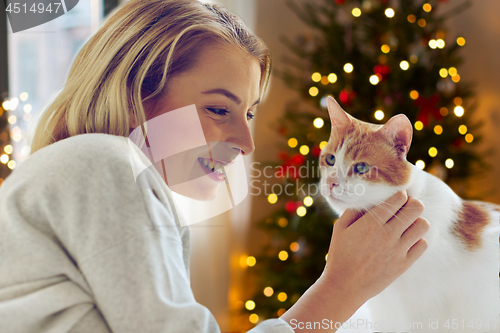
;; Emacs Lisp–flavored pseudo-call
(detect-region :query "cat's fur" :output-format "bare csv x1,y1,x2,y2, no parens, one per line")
320,96,499,333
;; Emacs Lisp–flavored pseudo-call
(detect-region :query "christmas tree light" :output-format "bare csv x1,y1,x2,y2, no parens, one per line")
313,118,324,128
327,73,337,83
290,242,300,252
445,159,455,169
416,160,426,169
245,300,256,310
277,293,287,302
352,8,361,17
454,106,464,117
288,138,298,148
385,8,395,18
278,251,288,261
263,287,274,297
343,63,353,73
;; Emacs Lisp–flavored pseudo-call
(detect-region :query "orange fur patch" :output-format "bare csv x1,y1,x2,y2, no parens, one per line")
328,118,411,186
452,201,491,250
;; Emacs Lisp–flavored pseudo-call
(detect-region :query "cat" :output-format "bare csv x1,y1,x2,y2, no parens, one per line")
319,96,500,333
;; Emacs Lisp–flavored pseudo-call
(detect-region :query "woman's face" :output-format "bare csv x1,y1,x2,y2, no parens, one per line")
138,42,261,201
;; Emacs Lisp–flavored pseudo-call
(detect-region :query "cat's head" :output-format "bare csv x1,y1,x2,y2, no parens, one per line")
320,96,413,213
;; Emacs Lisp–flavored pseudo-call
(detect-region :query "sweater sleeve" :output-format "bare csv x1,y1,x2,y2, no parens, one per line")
30,134,293,333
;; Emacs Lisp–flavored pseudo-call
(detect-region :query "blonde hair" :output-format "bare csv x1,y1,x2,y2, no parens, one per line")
30,0,271,153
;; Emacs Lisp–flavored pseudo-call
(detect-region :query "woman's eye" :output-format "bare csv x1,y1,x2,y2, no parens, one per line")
324,153,335,166
207,108,229,117
354,162,370,174
247,112,255,121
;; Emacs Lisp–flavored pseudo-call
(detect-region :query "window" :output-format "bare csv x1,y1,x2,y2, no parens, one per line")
6,0,103,164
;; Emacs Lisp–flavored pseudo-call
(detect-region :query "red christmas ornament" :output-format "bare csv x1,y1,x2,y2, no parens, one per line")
285,201,296,214
334,0,345,4
339,89,356,105
415,94,441,126
290,153,305,165
374,65,391,81
381,65,391,75
277,153,306,180
339,90,350,104
285,201,303,214
312,146,322,157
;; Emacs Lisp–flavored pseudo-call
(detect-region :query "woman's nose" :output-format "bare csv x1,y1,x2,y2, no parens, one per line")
231,120,255,156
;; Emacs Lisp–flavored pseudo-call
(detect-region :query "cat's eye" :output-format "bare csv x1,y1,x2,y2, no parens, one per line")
324,154,335,166
354,162,370,174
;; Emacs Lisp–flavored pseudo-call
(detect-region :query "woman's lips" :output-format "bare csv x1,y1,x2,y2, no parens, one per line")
197,157,226,182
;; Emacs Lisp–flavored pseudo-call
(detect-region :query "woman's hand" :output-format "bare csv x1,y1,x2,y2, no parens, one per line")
321,190,429,307
280,191,429,332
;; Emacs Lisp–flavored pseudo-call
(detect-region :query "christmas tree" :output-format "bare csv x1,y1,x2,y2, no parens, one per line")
242,0,484,325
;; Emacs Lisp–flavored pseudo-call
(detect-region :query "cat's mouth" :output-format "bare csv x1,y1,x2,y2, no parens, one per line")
326,190,348,202
330,196,346,203
332,193,355,201
330,188,356,198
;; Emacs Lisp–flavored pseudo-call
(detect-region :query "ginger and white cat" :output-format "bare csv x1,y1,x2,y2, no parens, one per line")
320,96,499,333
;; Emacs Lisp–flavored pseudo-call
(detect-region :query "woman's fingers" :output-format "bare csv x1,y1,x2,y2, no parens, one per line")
406,237,429,265
358,191,408,227
335,208,363,230
400,217,430,249
385,196,425,236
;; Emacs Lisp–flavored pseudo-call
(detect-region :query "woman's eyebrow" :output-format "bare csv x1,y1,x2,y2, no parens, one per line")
202,88,260,106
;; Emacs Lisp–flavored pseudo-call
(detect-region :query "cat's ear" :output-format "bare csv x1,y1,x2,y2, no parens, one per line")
326,96,351,131
378,114,413,158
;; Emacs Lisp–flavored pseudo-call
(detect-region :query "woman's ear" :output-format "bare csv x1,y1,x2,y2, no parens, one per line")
129,110,138,130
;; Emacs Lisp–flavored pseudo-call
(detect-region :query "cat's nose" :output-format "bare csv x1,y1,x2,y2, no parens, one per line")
327,180,339,190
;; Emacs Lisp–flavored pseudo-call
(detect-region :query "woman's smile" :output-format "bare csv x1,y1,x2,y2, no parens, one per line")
197,157,226,182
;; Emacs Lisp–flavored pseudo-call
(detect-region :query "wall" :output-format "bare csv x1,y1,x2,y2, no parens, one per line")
447,0,500,204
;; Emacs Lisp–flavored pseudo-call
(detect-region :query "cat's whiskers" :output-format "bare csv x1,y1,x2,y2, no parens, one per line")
366,201,419,247
358,201,413,241
357,202,392,236
378,201,415,231
310,192,335,216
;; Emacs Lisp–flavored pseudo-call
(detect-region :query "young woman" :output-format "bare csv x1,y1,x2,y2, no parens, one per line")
0,0,429,332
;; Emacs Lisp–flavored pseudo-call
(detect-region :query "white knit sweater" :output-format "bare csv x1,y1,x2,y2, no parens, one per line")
0,133,293,333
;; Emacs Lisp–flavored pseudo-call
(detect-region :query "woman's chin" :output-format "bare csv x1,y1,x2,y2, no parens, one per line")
170,175,221,201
